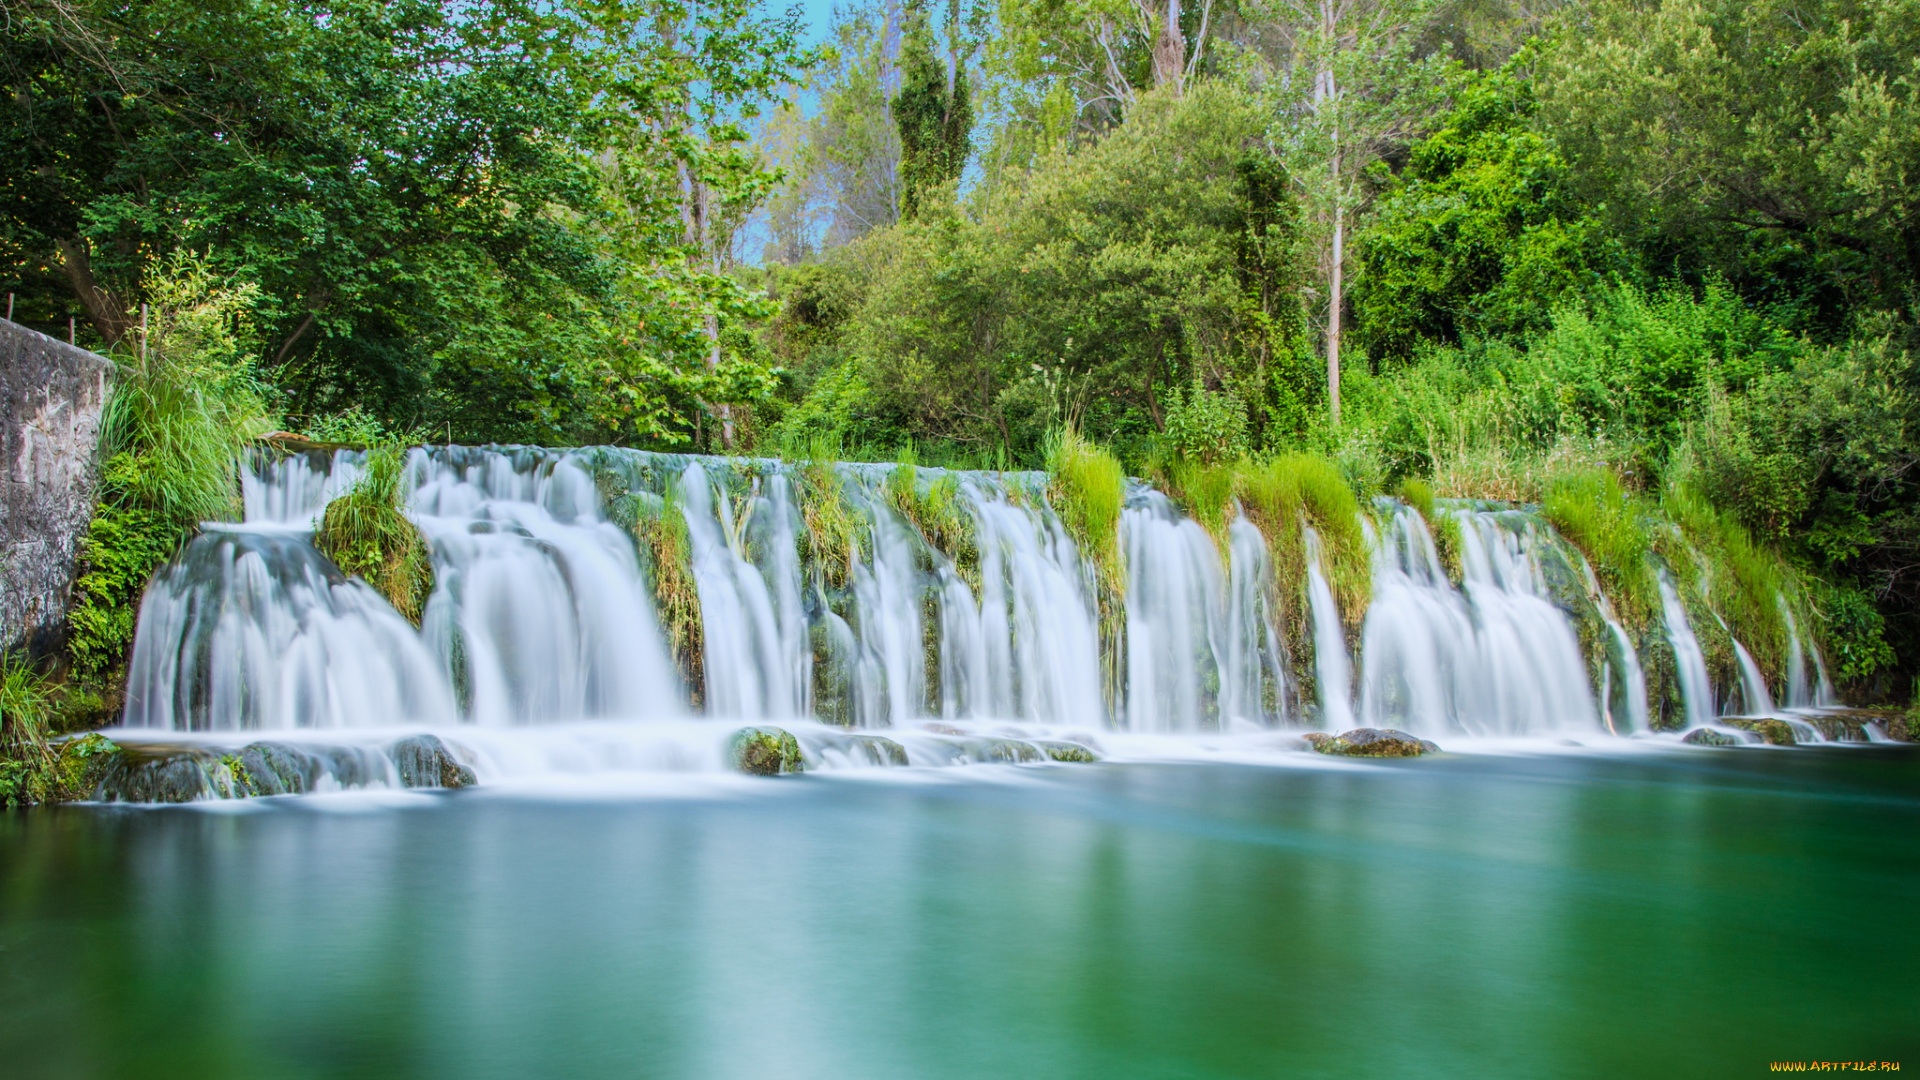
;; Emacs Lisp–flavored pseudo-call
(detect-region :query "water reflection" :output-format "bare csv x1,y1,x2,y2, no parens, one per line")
2,750,1916,1078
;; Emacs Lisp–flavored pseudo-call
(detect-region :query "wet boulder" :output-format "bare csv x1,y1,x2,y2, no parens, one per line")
388,734,478,789
978,738,1044,764
848,735,910,767
1681,727,1745,747
1036,740,1099,763
237,742,325,795
1306,729,1441,757
731,727,806,776
92,742,222,803
1721,717,1798,746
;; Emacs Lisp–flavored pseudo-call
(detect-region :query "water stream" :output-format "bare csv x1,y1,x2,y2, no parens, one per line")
114,446,1860,787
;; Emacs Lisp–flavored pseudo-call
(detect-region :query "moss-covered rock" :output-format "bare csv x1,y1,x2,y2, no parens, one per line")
1681,727,1745,747
388,734,478,789
30,733,122,802
731,727,805,775
1306,728,1441,757
1722,717,1798,745
1036,740,1099,762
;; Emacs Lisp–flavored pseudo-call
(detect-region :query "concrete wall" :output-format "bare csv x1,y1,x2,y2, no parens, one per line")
2,318,114,659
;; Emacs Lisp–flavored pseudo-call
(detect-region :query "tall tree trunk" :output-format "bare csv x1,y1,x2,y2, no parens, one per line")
1152,0,1185,95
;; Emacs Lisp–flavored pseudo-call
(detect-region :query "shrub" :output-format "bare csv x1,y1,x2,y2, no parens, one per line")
313,442,433,623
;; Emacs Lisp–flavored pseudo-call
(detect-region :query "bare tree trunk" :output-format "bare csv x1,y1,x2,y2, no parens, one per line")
1318,0,1341,427
1328,192,1343,428
1152,0,1185,95
680,160,734,452
53,237,132,344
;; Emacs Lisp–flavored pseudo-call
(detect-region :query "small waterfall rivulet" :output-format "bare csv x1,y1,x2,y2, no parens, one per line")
1657,569,1719,728
112,445,1860,791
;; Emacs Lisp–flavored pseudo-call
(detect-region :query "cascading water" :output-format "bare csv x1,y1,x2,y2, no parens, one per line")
1303,527,1356,730
1658,569,1717,728
1122,492,1226,733
111,444,1866,796
1729,637,1776,717
125,527,457,731
1357,503,1599,737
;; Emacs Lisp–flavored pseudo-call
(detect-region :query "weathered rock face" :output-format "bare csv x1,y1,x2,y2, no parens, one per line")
1,318,114,660
1305,728,1442,757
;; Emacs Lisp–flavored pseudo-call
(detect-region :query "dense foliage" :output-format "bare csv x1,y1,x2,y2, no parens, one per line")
7,0,1920,706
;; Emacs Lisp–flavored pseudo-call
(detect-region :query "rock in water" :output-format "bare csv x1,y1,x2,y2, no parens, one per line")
388,734,478,789
731,727,805,775
848,735,910,767
237,742,323,795
1306,729,1441,757
1721,717,1798,746
93,743,222,802
1682,727,1746,747
1036,740,1099,762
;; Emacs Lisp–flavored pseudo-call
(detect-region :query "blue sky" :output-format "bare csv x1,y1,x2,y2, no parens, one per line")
793,0,838,47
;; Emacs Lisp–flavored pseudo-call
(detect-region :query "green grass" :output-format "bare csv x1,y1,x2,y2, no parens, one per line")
314,442,433,623
1661,482,1792,683
1044,428,1126,594
1153,454,1239,554
1543,468,1656,632
1,653,51,760
636,487,705,702
790,435,866,588
1238,454,1372,635
67,253,276,677
887,449,981,590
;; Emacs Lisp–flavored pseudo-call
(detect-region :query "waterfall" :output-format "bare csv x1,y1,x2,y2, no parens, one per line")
412,449,681,725
678,462,808,720
1122,492,1225,732
1357,504,1599,737
1304,527,1355,730
118,445,1855,765
1729,638,1776,716
1657,570,1717,728
125,528,457,730
1223,516,1291,728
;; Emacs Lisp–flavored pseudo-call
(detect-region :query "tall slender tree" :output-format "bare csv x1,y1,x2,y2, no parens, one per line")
1261,0,1451,425
891,0,974,218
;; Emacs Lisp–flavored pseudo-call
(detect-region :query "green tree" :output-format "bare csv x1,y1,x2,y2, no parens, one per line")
891,0,974,218
1354,69,1621,362
1538,0,1920,337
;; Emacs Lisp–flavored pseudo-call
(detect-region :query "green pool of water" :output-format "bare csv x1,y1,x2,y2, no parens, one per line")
2,747,1916,1078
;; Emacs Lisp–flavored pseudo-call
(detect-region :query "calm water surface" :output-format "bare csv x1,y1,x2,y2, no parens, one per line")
2,747,1916,1079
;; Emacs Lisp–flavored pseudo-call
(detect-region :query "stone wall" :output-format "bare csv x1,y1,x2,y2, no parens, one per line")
2,318,114,659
